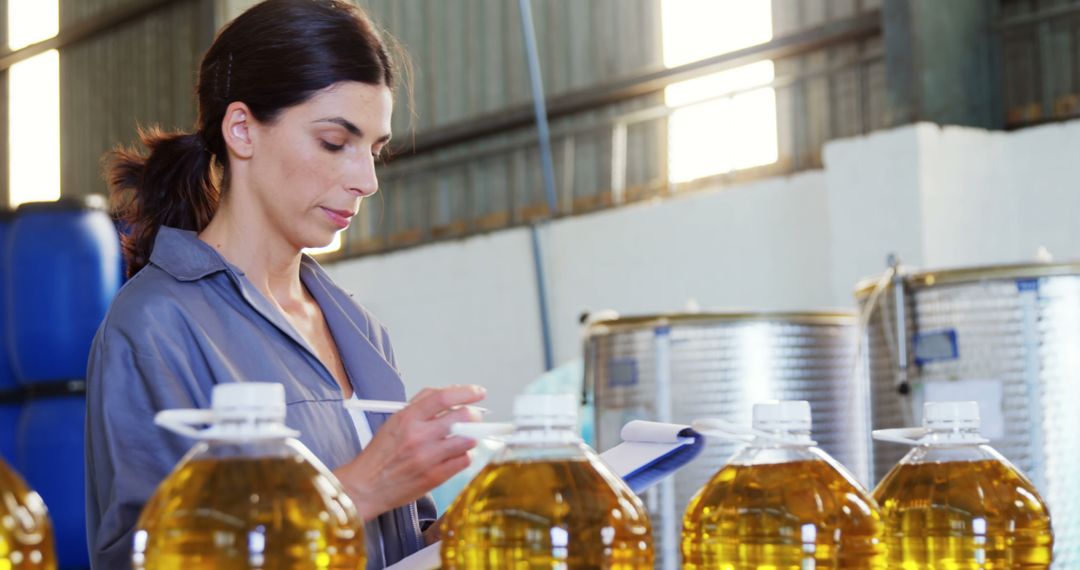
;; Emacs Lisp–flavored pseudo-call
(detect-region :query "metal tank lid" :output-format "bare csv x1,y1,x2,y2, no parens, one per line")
583,310,856,335
854,260,1080,298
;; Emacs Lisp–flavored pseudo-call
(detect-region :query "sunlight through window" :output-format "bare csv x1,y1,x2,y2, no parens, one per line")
8,0,61,207
8,0,57,51
662,0,777,184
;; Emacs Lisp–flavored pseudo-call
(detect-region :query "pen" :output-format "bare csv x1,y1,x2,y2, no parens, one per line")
344,399,489,415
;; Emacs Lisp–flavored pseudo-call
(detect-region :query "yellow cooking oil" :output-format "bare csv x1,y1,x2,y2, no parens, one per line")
134,454,365,570
440,393,653,569
873,459,1053,569
682,458,887,569
441,457,654,569
0,457,56,569
872,401,1054,569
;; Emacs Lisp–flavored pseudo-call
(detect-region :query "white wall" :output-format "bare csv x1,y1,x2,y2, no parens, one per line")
328,230,545,420
327,173,832,416
918,121,1080,267
823,125,926,303
543,171,834,366
326,120,1080,415
822,120,1080,302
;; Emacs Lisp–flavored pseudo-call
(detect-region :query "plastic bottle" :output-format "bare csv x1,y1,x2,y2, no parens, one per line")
684,400,887,569
440,393,654,569
132,383,365,569
0,456,56,569
873,401,1053,569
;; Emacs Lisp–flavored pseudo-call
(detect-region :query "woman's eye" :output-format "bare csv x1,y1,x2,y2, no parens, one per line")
321,140,345,152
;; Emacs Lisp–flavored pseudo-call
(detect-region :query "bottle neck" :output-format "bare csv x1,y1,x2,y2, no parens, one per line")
747,428,815,448
920,426,987,446
197,435,298,461
507,423,581,444
203,417,294,443
497,424,588,463
219,415,282,427
731,439,822,466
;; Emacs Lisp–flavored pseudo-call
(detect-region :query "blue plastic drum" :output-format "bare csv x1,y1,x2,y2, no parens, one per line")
0,401,19,463
18,394,89,568
8,197,121,384
0,209,17,391
0,210,23,468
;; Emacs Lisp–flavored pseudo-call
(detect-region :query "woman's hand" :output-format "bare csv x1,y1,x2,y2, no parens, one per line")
333,384,485,521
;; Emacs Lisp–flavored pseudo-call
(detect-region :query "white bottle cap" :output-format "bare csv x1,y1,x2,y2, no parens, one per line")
752,400,812,432
923,401,980,430
212,382,287,423
513,394,578,428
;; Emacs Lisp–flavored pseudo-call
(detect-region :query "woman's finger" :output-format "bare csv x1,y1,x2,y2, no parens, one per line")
404,385,485,420
429,405,483,437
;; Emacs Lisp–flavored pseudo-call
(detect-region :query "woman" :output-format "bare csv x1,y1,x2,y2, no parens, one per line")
84,1,484,568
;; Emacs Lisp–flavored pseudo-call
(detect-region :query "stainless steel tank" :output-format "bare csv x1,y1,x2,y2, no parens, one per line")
585,311,864,570
857,262,1080,568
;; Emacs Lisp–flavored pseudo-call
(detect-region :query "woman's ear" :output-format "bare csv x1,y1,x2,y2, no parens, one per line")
221,101,255,160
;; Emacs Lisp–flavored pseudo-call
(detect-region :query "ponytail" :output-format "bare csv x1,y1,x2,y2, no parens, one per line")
105,127,219,278
104,0,400,278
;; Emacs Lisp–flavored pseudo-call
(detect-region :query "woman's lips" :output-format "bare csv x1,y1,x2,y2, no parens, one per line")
320,206,354,229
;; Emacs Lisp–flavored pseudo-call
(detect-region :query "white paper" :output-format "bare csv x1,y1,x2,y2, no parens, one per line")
387,543,440,570
923,378,1005,440
619,420,696,444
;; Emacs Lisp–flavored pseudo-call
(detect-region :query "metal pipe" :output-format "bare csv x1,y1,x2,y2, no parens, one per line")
888,254,910,397
529,223,554,371
517,0,559,214
519,0,557,371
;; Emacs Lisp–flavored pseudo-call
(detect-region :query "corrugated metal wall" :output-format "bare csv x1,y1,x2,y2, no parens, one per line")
773,0,886,168
348,0,665,253
59,0,213,199
340,0,887,256
999,0,1080,126
43,0,888,251
358,0,663,132
16,0,1059,248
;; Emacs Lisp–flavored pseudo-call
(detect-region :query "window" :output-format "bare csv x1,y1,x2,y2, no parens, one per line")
8,0,60,207
662,0,778,184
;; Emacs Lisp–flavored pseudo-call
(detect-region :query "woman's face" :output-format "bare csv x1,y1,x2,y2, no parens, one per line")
247,81,393,250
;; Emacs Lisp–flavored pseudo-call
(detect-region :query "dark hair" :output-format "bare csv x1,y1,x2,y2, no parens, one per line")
106,0,399,277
